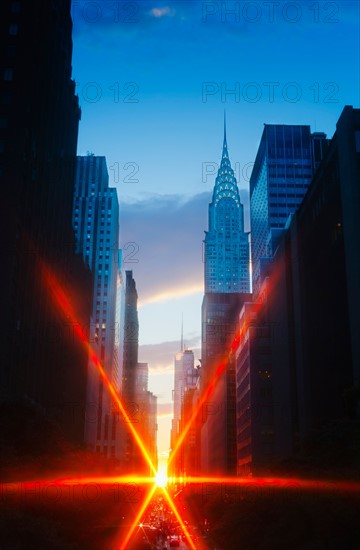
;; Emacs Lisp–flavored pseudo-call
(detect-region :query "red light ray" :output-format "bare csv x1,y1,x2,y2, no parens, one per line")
3,472,359,550
34,255,358,550
39,261,200,547
161,486,198,550
117,483,157,550
177,476,360,493
5,474,360,495
1,475,155,488
41,262,157,477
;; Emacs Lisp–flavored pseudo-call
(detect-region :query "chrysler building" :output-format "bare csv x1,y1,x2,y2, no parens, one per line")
204,117,250,293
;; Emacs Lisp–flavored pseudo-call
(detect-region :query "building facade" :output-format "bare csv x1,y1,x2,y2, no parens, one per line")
0,0,91,443
121,270,158,472
170,349,198,478
201,292,251,473
122,270,139,403
73,154,123,458
134,362,158,473
250,124,328,298
204,118,250,293
201,118,252,474
236,107,360,473
293,106,360,433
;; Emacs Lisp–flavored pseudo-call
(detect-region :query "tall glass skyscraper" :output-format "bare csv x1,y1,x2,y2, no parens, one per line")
73,154,123,458
204,119,250,293
250,124,328,298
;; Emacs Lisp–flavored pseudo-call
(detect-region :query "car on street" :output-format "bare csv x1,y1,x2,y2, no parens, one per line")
169,534,181,547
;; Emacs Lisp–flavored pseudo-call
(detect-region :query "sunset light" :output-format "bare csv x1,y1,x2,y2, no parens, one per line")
1,2,359,549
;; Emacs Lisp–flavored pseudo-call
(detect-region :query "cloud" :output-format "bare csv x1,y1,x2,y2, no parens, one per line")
119,191,249,304
119,192,210,303
138,283,203,307
150,6,175,18
71,1,200,39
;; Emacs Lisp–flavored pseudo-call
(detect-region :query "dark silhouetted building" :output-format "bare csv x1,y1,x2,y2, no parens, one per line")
201,292,251,474
293,105,360,433
0,0,91,442
121,271,158,472
122,270,139,403
236,107,360,473
134,362,158,473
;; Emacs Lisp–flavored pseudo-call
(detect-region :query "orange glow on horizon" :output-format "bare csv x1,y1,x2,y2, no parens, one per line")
155,470,168,488
6,473,360,494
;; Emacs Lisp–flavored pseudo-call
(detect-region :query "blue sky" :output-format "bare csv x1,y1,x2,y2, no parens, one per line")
71,0,360,463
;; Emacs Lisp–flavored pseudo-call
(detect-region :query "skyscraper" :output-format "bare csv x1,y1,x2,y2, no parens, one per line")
250,124,328,298
201,119,251,473
122,270,139,404
204,116,250,293
235,108,358,474
73,154,123,458
134,362,158,473
0,0,91,443
170,348,198,477
122,271,157,472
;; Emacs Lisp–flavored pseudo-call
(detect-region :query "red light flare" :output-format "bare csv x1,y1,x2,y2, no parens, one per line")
41,261,157,477
39,257,352,550
5,474,360,495
1,475,155,489
178,476,360,493
40,261,203,547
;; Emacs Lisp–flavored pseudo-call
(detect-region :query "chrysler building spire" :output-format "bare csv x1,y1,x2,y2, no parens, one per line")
204,117,250,293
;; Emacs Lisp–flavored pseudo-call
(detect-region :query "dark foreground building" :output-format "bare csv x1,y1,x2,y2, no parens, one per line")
292,105,360,432
236,106,360,473
201,292,251,474
0,1,91,442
